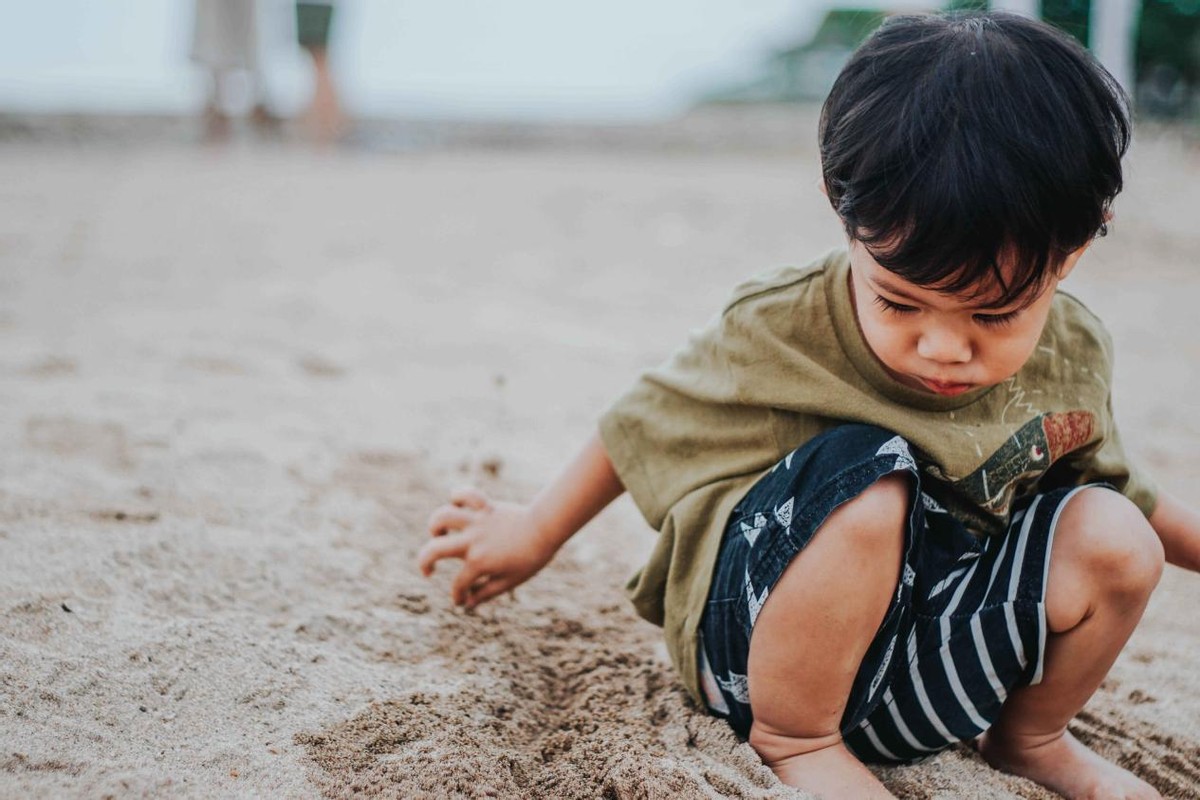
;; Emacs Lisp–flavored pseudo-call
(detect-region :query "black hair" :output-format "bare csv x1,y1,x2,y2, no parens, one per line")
820,12,1131,304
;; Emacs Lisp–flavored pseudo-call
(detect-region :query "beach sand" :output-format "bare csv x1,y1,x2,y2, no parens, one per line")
1,114,1198,798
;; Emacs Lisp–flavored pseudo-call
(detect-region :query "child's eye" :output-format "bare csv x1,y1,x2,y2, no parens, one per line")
873,295,918,315
973,310,1020,328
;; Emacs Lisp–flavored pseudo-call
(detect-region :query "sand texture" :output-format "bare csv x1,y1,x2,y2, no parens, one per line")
1,115,1199,798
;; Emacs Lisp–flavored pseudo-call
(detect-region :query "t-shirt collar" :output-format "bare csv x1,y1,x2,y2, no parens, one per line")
824,249,996,412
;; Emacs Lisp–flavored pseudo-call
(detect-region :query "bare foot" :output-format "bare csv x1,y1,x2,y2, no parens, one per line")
201,104,231,145
979,728,1161,799
768,742,896,799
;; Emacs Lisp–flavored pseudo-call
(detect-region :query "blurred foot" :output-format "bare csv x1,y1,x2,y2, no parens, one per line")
202,104,231,144
249,103,284,137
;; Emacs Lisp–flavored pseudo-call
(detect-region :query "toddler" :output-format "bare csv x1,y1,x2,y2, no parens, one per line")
420,12,1200,798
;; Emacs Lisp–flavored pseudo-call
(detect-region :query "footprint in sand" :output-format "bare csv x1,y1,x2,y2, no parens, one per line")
24,416,133,469
1072,709,1200,797
19,355,77,377
297,354,346,378
180,355,250,375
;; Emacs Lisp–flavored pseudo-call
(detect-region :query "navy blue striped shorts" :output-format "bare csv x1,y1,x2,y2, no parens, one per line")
697,424,1095,764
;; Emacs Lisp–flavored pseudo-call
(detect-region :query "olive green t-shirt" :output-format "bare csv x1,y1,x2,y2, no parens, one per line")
598,248,1156,704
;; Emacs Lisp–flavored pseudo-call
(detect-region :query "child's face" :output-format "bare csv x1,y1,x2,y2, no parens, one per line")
847,241,1085,397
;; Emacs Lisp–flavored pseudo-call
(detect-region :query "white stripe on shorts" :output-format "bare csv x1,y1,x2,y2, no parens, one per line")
905,629,957,743
980,516,1013,599
970,613,1008,705
1000,496,1042,662
927,566,969,600
938,556,992,732
1007,495,1042,599
881,686,940,753
859,720,902,762
1004,603,1028,670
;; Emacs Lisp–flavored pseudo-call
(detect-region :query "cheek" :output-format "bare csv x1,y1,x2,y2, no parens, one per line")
861,315,910,364
983,331,1042,376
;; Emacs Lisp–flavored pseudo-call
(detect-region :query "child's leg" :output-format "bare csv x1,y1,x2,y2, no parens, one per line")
980,487,1164,800
747,473,908,799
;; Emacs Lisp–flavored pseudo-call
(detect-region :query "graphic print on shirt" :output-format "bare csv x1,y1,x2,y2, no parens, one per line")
924,410,1096,535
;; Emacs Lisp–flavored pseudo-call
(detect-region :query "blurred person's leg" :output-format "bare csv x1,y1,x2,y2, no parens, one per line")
306,47,345,144
202,70,232,143
246,67,283,136
297,2,346,145
192,0,260,143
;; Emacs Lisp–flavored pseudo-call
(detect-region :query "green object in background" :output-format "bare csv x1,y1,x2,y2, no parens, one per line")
699,8,889,104
808,9,889,49
1137,0,1200,118
940,0,1091,45
942,0,1092,43
1138,0,1200,83
1041,0,1091,45
944,0,989,11
296,2,334,50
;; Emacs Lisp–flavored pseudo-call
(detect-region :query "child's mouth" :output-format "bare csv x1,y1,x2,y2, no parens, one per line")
918,378,975,396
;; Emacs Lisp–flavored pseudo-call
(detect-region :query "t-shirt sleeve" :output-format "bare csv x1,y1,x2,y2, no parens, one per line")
1065,394,1158,517
598,300,781,530
1059,323,1158,517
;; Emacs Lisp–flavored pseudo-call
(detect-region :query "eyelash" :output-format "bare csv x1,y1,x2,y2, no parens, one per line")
873,295,917,315
974,310,1020,328
872,295,1020,328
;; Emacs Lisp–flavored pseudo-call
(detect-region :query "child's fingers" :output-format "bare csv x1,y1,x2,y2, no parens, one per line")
449,487,490,510
466,577,510,608
417,533,469,576
427,505,476,537
450,561,490,606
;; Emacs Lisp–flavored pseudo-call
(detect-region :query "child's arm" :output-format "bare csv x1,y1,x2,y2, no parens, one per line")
1148,490,1200,572
418,432,625,608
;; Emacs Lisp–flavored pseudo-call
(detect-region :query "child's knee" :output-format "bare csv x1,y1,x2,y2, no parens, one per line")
822,472,911,554
1049,488,1163,624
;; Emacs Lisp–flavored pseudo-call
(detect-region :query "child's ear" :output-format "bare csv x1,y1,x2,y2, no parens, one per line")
1059,210,1113,280
1056,241,1093,281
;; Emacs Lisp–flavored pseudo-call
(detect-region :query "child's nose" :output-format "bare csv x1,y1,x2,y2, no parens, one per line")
917,328,972,364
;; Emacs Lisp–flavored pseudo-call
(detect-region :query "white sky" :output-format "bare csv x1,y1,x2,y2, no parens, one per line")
0,0,939,121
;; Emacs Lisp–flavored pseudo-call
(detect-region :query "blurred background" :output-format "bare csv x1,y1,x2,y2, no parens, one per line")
0,0,1197,146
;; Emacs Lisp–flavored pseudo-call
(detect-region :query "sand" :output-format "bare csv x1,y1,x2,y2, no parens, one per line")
1,111,1199,798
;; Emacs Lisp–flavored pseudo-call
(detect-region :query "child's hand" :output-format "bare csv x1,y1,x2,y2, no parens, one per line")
418,487,557,609
417,434,625,609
